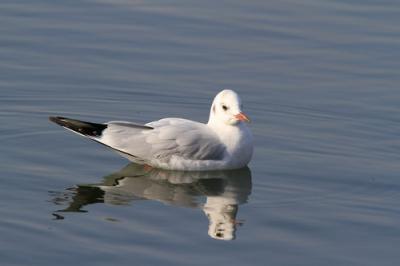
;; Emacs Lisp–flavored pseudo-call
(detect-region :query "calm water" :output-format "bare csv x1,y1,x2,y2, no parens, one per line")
1,0,400,265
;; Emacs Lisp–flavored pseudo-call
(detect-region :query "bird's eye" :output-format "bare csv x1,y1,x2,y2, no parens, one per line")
222,105,228,111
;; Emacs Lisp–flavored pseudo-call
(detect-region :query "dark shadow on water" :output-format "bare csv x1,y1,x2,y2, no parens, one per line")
50,163,252,241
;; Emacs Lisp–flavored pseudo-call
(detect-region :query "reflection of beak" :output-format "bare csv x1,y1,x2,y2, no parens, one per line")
234,112,250,123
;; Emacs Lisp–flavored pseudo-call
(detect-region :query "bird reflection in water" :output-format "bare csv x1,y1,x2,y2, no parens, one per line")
51,163,252,241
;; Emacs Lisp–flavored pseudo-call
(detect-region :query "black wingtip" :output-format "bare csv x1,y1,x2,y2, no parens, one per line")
49,116,67,127
49,116,107,137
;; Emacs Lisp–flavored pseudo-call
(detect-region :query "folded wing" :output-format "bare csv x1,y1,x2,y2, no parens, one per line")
98,118,226,164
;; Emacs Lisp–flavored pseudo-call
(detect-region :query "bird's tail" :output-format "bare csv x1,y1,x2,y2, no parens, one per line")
49,116,107,137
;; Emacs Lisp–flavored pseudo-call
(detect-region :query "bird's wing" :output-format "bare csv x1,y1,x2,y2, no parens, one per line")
98,118,226,164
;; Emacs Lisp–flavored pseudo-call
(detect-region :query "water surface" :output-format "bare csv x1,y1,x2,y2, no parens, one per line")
1,0,400,265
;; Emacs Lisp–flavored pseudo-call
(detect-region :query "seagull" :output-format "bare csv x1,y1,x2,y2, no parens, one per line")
49,89,253,171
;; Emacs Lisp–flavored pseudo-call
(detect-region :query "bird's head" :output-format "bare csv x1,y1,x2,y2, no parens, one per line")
208,89,250,126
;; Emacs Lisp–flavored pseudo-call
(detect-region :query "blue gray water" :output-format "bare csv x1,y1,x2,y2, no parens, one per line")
1,0,400,265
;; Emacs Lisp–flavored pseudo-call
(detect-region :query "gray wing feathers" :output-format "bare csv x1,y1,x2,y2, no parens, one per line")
98,119,225,163
107,121,153,130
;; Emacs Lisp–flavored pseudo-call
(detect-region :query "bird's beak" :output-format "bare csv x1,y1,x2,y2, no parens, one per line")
234,112,250,123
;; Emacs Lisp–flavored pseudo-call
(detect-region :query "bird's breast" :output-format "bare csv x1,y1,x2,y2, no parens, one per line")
219,125,253,167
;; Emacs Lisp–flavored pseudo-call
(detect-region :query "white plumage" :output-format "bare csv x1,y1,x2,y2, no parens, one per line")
50,89,253,171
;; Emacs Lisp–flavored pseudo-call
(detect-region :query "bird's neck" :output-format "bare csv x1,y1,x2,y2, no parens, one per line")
207,120,247,145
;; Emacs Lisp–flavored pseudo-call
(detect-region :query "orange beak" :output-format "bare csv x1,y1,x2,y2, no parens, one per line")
234,112,250,123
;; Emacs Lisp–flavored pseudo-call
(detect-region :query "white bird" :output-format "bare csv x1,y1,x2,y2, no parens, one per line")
49,89,253,171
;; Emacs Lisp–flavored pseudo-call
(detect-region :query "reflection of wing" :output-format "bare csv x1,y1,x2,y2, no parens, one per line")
99,119,226,165
51,163,252,240
99,176,201,208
